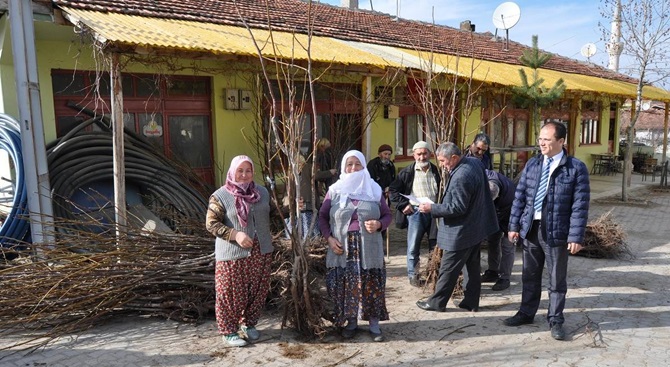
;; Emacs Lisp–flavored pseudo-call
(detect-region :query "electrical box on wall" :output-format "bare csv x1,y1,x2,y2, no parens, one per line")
239,90,252,110
225,89,239,110
384,105,399,119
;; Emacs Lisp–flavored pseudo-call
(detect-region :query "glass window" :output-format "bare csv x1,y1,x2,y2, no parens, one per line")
514,118,526,145
313,84,330,101
56,115,87,137
136,76,160,97
168,78,208,96
168,115,212,168
580,119,599,145
52,73,86,96
123,112,137,132
396,114,424,156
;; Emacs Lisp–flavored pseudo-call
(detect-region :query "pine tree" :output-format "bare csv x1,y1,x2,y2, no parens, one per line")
512,35,566,140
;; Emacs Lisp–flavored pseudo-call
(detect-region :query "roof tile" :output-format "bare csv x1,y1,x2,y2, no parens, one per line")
52,0,640,85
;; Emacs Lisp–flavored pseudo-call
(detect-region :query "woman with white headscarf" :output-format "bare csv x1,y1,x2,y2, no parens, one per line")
206,155,273,347
318,150,392,342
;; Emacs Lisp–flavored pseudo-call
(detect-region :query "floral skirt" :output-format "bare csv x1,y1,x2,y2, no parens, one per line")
215,239,272,335
326,231,388,327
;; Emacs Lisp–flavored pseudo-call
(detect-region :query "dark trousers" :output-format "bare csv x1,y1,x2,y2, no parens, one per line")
427,244,481,310
519,221,570,326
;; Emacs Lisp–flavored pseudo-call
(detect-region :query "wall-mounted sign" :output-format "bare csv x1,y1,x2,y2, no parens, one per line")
143,120,163,137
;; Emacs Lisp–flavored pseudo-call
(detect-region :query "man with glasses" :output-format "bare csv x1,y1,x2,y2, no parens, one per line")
503,122,590,341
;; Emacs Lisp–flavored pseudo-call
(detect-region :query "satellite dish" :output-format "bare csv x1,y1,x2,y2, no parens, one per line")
641,101,651,111
580,43,597,59
492,2,521,30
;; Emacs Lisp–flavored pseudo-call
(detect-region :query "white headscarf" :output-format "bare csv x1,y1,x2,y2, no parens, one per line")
328,150,383,208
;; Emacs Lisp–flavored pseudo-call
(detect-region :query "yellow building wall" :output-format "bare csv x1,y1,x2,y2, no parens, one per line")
572,97,615,172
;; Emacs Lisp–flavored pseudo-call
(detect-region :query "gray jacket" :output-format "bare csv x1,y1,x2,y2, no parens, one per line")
211,185,273,261
320,192,385,269
431,157,499,251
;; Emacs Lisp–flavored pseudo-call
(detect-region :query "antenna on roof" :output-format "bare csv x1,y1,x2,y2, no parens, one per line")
580,43,597,63
492,2,521,51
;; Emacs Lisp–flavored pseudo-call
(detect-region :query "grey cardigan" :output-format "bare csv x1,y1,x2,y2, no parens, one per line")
321,193,385,269
211,185,273,261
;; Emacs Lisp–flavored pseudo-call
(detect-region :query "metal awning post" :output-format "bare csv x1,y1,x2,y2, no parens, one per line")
110,53,127,244
8,0,55,252
663,102,668,165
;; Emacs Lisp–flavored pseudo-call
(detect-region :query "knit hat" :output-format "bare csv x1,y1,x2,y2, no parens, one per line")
378,144,393,153
412,141,431,151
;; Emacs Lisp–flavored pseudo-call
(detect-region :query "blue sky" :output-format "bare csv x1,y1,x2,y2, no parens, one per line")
319,0,618,71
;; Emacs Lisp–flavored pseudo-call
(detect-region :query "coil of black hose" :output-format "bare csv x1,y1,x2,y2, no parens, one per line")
46,116,208,236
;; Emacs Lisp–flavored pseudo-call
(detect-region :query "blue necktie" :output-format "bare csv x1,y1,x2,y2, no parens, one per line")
534,157,553,212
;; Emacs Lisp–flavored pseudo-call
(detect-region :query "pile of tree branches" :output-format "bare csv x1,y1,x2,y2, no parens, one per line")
0,219,215,350
0,215,330,351
576,210,633,260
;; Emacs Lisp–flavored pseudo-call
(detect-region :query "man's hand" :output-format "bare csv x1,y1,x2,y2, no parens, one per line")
418,203,432,213
508,231,520,244
567,242,583,254
402,205,414,215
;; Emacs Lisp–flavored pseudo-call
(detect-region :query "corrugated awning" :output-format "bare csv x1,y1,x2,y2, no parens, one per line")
61,7,400,68
61,7,670,101
400,50,670,101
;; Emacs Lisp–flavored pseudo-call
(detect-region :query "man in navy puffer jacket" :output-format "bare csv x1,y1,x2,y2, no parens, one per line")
503,122,590,341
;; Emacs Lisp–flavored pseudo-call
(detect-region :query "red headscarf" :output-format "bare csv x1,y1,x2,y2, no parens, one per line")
224,155,261,227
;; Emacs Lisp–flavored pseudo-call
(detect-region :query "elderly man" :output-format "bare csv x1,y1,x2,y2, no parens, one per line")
415,142,498,312
503,122,590,341
368,144,397,197
464,133,493,170
389,141,440,287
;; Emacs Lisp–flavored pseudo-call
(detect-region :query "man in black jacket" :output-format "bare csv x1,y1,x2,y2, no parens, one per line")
481,169,516,291
389,141,441,287
368,144,396,196
464,133,493,170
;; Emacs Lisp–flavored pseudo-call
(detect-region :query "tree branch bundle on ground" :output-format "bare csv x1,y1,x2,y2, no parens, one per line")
576,210,633,260
0,216,330,351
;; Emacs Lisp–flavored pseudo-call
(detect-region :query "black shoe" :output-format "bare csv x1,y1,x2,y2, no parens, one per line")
492,278,510,291
551,323,566,340
341,327,356,339
503,312,534,326
409,276,425,287
416,300,446,312
458,302,478,312
481,270,499,283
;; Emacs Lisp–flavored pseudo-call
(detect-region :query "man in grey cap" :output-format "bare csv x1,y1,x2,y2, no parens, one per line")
389,141,441,287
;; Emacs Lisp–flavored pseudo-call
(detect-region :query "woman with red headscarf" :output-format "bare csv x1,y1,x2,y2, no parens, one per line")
206,155,273,347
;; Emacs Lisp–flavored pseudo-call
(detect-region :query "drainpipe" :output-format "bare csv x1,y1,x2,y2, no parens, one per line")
8,0,55,250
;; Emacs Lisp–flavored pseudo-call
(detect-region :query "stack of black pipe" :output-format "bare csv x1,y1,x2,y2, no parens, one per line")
46,114,208,236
